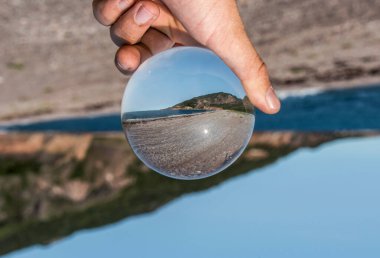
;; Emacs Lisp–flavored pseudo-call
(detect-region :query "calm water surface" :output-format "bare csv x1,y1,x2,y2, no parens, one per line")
2,85,380,132
5,136,380,258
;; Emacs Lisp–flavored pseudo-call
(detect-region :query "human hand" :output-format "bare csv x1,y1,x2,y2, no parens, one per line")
92,0,281,114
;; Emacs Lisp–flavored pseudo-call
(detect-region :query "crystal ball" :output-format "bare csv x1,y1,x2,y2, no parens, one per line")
121,47,255,180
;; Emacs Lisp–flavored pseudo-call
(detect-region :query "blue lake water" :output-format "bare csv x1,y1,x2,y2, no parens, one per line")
2,85,380,132
5,136,380,258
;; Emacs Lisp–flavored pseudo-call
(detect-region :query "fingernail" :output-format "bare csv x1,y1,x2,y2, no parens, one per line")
135,4,155,25
118,0,130,10
116,59,131,71
266,87,281,111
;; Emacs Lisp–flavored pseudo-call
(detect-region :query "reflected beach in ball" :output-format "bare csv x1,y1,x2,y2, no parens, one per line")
121,47,255,180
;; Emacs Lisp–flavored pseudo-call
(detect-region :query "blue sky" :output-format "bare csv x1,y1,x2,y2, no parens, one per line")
122,47,245,112
7,136,380,258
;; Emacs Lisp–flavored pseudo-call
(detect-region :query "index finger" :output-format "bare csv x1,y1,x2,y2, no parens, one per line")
93,0,137,26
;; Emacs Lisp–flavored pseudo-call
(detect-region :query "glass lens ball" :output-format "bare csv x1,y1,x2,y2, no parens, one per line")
121,47,255,180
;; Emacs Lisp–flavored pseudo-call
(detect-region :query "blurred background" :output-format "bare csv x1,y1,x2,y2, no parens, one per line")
0,0,380,257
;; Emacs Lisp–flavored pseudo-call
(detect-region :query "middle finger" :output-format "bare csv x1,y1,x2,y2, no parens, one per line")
110,1,160,46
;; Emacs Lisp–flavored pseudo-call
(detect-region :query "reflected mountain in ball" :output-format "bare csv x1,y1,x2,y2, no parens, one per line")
121,47,255,179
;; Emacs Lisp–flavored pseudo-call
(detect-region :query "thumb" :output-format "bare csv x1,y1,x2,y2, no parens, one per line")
200,9,281,115
162,0,281,114
214,35,282,114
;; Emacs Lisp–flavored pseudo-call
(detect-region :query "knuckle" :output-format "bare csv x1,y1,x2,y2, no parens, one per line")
257,61,267,74
256,60,270,80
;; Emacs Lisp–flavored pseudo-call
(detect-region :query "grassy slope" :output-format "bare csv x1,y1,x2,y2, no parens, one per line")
0,132,366,255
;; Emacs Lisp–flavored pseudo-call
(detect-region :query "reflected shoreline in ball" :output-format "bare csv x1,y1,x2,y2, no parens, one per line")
121,47,255,180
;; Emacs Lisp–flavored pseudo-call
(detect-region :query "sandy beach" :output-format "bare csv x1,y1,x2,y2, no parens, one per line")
123,110,254,179
0,0,379,124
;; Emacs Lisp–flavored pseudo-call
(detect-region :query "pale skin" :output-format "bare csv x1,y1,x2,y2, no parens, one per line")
92,0,281,114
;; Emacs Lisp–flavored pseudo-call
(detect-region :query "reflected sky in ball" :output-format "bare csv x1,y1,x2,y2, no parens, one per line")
122,47,244,112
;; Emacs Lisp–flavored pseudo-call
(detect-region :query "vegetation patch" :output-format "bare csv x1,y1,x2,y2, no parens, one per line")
0,158,41,176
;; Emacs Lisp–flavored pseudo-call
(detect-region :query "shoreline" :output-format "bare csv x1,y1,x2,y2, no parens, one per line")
123,110,215,124
276,80,380,99
1,82,379,128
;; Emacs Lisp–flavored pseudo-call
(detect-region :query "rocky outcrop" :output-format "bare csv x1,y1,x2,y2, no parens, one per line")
0,131,377,255
170,92,249,112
